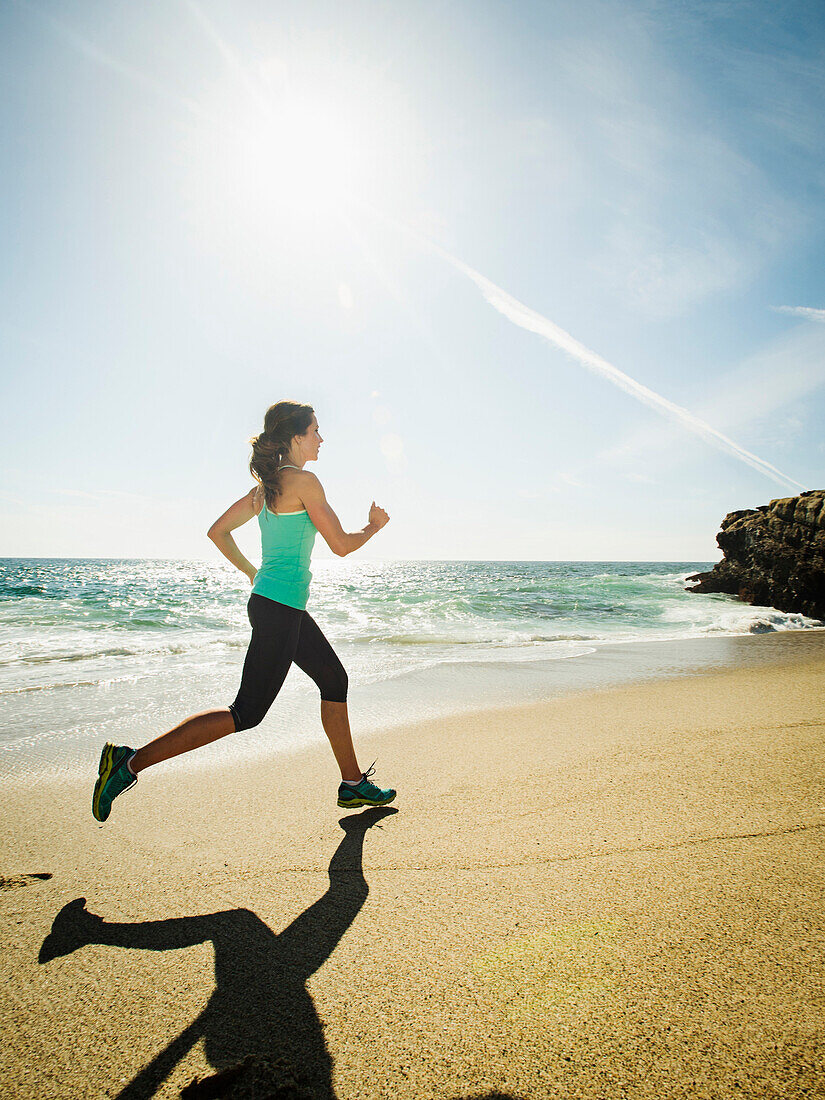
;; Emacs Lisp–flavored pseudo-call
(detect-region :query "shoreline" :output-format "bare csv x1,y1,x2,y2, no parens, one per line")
2,636,824,1096
2,625,825,786
4,554,824,787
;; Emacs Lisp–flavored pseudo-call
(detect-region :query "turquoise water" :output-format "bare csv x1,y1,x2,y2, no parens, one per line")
1,557,822,779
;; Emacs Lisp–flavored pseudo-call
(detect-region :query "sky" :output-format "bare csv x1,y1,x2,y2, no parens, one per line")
1,0,824,563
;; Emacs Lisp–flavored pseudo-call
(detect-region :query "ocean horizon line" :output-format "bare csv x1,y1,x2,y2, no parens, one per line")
0,555,720,565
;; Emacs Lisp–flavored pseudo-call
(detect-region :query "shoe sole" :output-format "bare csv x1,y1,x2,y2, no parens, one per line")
92,743,116,822
337,792,397,809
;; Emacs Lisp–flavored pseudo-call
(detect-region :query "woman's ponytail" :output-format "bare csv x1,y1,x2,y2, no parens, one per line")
249,401,315,511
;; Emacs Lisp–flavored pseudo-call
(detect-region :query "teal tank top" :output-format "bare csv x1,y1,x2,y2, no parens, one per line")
251,488,317,610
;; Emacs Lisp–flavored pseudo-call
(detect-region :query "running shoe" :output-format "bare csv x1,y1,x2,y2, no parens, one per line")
92,742,137,822
337,761,396,808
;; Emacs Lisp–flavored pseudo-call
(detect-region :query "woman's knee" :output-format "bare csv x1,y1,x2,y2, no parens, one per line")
320,666,348,704
228,700,269,732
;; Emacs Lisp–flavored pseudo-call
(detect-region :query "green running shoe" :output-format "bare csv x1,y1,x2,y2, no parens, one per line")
337,761,396,809
93,742,137,822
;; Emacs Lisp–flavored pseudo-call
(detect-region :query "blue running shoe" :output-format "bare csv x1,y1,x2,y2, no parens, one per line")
93,742,137,822
337,761,396,809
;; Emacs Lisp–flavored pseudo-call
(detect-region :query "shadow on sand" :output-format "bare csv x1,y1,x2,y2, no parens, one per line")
40,809,375,1096
40,806,521,1099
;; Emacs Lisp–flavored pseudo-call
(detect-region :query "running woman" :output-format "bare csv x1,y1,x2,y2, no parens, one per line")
93,401,396,822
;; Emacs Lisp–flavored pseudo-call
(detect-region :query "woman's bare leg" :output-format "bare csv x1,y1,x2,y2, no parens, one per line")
132,702,360,779
129,709,236,774
320,701,361,782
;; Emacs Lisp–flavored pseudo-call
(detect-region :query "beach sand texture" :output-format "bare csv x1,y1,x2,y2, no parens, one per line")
2,635,824,1099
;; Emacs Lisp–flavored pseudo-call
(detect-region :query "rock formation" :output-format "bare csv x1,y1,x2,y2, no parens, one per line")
685,489,825,621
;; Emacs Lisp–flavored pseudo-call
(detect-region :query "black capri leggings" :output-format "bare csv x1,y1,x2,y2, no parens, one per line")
228,594,348,732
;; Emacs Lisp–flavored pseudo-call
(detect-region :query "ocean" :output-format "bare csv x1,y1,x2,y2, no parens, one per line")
2,557,823,782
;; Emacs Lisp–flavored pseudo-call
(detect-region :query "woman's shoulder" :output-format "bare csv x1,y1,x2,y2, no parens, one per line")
294,468,321,485
281,468,322,493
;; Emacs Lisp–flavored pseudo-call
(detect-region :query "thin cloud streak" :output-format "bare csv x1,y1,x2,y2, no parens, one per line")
373,210,806,493
182,0,270,113
774,306,825,322
11,0,209,121
597,323,825,468
337,209,457,375
11,5,810,500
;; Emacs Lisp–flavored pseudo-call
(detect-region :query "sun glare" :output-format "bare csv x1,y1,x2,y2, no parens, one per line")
207,92,365,228
182,53,426,264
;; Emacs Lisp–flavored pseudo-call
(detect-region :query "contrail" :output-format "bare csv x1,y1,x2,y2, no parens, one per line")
17,0,810,496
774,305,825,323
371,210,807,493
182,0,270,113
11,0,210,121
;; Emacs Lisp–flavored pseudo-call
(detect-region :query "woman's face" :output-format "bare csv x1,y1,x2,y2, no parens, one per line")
298,416,323,461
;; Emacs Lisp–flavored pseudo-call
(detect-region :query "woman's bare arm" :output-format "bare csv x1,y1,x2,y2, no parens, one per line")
299,472,388,557
207,487,260,582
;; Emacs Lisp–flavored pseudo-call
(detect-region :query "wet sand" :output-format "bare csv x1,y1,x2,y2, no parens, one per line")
1,633,824,1098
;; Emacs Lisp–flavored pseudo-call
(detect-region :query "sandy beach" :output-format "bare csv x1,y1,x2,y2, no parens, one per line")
2,631,824,1099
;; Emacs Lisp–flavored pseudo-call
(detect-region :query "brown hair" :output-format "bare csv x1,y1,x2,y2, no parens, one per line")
249,400,315,511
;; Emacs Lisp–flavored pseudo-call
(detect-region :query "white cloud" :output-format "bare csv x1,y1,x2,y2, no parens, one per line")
594,217,762,320
774,306,825,323
556,472,591,489
625,471,657,484
540,23,802,317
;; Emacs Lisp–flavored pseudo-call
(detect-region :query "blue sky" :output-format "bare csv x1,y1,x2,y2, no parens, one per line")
2,0,824,562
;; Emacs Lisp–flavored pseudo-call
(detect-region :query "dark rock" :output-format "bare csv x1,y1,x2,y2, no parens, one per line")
685,489,825,621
